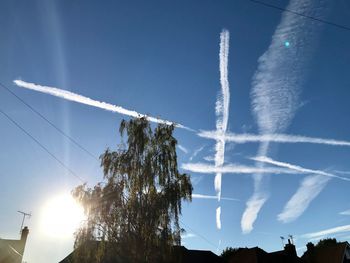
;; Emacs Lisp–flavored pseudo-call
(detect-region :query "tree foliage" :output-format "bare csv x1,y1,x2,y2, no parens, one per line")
72,118,193,263
302,238,339,259
315,238,338,248
220,247,246,263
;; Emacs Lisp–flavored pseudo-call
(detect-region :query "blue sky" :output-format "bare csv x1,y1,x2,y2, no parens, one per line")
1,0,350,262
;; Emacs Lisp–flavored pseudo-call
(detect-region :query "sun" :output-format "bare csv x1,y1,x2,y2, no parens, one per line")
40,193,85,239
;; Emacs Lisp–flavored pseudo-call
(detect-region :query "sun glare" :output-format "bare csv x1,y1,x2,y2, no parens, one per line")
40,193,85,239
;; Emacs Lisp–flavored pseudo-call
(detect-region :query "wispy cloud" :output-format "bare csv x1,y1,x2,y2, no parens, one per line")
13,80,192,130
241,142,269,234
182,162,301,175
189,145,205,161
216,206,222,230
198,131,350,147
178,145,189,154
214,29,230,202
253,156,349,223
278,174,330,223
252,156,350,181
302,224,350,240
242,0,325,233
339,210,350,216
192,193,239,202
241,193,268,234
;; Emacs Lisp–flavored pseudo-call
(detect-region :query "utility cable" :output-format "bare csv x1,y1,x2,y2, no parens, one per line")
249,0,350,32
0,108,85,183
0,81,98,161
179,219,218,249
1,82,217,249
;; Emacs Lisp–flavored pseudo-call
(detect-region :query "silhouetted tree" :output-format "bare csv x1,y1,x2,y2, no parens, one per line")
315,238,338,248
302,238,340,260
72,118,193,263
221,247,245,263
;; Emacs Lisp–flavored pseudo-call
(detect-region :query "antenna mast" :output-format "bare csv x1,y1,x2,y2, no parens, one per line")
280,236,285,248
17,211,31,233
288,234,294,245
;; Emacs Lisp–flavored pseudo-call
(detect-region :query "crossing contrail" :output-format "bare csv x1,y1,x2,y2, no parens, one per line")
13,79,193,131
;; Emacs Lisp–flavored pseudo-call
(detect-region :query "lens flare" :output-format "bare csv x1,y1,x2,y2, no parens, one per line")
40,193,85,239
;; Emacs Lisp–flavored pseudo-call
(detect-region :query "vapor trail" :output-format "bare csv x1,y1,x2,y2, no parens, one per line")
278,174,330,223
302,224,350,240
252,156,350,181
216,207,222,229
181,162,303,175
192,193,239,201
214,29,230,202
198,131,350,147
13,80,192,130
178,145,189,154
189,145,205,161
242,0,324,233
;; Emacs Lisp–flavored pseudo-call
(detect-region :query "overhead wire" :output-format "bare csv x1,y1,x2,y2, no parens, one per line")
0,82,217,250
0,107,85,183
0,81,98,161
3,0,346,251
179,220,218,249
249,0,350,32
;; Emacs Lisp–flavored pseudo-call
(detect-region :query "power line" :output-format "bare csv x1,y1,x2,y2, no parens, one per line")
0,81,98,161
249,0,350,32
179,220,218,249
0,108,85,183
0,102,216,250
1,80,218,250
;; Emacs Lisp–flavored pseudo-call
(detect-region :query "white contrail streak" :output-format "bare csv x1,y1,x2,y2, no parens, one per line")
241,142,269,234
192,193,239,201
278,174,330,223
181,162,302,175
216,206,222,229
198,131,350,147
241,193,268,234
189,145,205,161
214,29,230,202
302,224,350,239
242,0,324,233
178,145,189,154
252,156,350,181
13,80,192,130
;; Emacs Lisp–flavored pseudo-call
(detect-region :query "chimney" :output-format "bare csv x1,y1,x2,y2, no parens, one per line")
21,226,29,243
284,239,297,257
306,242,315,252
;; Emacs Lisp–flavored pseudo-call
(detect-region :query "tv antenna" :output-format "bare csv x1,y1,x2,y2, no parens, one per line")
280,236,285,248
17,211,31,233
288,234,294,245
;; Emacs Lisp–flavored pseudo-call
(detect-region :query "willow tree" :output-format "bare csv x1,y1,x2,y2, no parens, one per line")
72,118,192,263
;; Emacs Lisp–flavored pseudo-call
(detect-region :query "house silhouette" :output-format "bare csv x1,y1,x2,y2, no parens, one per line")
301,241,350,263
226,239,301,263
0,226,29,263
58,243,223,263
58,238,350,263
